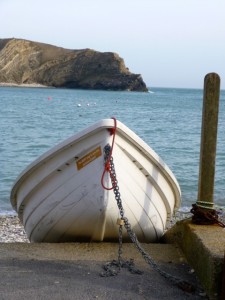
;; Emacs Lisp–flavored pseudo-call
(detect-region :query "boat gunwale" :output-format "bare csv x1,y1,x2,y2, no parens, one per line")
10,119,181,211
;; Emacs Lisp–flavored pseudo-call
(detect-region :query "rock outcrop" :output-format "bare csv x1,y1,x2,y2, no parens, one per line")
0,38,148,91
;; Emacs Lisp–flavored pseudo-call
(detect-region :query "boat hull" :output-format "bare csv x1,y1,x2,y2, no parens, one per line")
10,119,181,242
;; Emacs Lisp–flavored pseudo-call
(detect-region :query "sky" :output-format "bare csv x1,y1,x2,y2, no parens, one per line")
1,0,225,89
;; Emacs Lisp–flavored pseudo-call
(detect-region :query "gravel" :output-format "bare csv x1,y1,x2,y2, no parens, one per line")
0,215,29,243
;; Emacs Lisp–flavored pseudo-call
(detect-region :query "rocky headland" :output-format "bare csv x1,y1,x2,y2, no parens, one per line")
0,38,148,91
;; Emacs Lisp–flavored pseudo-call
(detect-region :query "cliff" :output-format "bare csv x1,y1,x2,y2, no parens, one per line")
0,38,148,91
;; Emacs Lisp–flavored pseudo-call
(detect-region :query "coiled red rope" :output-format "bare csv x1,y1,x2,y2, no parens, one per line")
101,117,117,190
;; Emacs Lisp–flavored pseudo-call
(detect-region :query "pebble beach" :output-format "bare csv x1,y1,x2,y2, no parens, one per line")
0,215,29,243
1,208,224,243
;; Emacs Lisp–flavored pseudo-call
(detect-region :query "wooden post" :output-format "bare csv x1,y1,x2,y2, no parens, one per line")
197,73,220,209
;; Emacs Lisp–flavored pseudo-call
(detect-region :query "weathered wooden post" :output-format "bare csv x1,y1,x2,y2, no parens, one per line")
197,73,220,210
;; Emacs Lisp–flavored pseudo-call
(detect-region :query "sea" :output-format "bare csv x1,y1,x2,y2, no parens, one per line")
0,86,225,215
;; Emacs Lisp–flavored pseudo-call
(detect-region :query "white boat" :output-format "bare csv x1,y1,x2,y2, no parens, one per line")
10,118,181,243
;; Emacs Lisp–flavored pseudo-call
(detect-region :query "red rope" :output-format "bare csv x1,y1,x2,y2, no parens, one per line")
101,117,117,190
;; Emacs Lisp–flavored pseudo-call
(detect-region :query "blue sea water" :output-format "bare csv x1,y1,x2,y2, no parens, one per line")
0,86,224,214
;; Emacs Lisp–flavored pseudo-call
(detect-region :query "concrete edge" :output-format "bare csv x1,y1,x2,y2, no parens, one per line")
162,219,225,300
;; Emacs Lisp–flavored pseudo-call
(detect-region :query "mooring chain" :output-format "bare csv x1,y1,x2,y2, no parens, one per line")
101,144,196,294
191,203,225,228
101,144,143,277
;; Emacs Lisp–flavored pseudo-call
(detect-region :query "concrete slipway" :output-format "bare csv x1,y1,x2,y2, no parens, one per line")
0,220,224,300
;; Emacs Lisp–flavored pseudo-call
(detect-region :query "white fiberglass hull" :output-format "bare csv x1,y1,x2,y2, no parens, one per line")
10,119,181,242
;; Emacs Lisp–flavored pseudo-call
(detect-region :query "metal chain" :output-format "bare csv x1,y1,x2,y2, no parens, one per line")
101,144,143,277
191,203,225,228
101,144,196,293
118,224,123,266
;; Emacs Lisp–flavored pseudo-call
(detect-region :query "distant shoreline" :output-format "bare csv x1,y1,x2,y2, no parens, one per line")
0,82,49,88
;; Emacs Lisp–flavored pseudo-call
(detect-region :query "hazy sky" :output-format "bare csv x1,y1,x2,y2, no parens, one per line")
1,0,225,89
